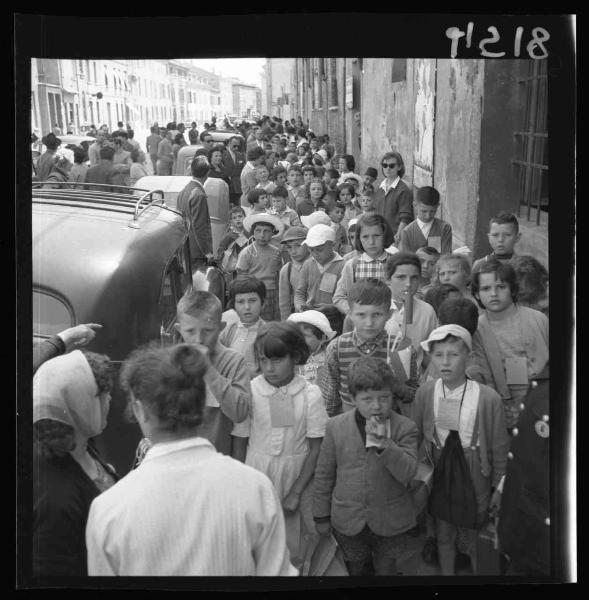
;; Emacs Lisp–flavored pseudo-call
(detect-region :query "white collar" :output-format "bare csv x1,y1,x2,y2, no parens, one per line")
142,437,215,463
379,176,400,191
361,251,388,263
256,373,306,396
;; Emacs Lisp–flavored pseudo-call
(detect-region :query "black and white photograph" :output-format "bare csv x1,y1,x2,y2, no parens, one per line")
16,12,576,589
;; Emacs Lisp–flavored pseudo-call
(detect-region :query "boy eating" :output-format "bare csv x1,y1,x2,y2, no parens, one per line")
313,356,418,576
174,289,250,458
398,186,453,255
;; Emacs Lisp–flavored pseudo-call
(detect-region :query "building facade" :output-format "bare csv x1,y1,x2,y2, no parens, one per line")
232,82,261,119
292,58,548,264
262,58,295,122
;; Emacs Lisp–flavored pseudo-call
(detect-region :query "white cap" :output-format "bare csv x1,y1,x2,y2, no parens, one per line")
302,224,336,248
301,211,331,229
338,172,362,186
385,243,400,255
347,218,359,230
420,324,473,353
288,310,336,340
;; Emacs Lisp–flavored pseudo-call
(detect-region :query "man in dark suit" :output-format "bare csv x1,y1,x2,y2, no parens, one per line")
176,156,213,271
223,136,246,207
246,127,266,153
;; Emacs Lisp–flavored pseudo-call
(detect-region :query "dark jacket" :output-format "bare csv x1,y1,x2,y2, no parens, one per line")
176,179,213,260
33,446,118,578
373,178,414,235
498,367,550,575
223,150,246,195
313,408,418,537
84,161,117,192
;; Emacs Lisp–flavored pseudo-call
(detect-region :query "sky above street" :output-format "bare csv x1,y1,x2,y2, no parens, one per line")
187,58,266,88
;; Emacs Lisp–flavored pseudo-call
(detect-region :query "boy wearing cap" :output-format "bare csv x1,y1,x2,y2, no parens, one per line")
398,186,453,255
294,225,345,313
236,214,285,321
362,167,378,193
413,324,509,575
287,310,336,388
278,226,310,320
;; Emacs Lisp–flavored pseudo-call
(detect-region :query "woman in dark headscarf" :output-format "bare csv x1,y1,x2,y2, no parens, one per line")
33,350,117,578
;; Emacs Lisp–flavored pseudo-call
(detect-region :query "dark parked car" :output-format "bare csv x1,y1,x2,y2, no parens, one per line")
33,183,192,474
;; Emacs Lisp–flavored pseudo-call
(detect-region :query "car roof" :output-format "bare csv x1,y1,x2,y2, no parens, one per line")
58,135,96,145
134,175,192,194
33,186,187,326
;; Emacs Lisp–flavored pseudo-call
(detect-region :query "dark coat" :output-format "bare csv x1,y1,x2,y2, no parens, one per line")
223,150,246,195
373,179,414,235
498,367,550,575
33,447,118,577
176,179,213,260
313,408,418,537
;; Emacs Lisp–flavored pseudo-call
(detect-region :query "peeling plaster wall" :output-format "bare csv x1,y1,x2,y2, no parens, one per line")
434,59,485,249
360,58,416,189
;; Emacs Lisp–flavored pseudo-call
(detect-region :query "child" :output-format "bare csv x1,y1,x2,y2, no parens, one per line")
219,276,267,378
357,192,377,217
302,164,316,188
323,168,340,197
333,213,394,316
337,154,356,184
294,225,345,313
342,219,360,261
384,252,438,372
270,165,288,190
398,186,453,255
246,188,270,216
472,211,521,273
217,205,250,291
270,185,302,230
279,226,310,321
287,164,305,208
172,289,250,458
254,164,274,194
288,310,336,387
321,278,416,417
362,167,378,194
342,172,363,194
313,356,419,576
413,324,509,575
297,177,327,217
423,283,463,316
237,214,285,321
338,183,361,228
323,198,348,254
232,322,328,569
509,255,549,315
470,259,548,430
437,252,478,308
415,246,441,298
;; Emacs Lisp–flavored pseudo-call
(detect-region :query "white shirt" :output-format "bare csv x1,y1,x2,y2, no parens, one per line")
433,379,480,449
417,217,434,240
379,176,400,195
86,437,297,576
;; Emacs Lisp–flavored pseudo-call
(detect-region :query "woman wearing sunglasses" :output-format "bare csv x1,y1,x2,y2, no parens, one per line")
373,151,414,245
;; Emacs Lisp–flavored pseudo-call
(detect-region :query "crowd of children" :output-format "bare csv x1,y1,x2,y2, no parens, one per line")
193,124,551,576
39,123,550,578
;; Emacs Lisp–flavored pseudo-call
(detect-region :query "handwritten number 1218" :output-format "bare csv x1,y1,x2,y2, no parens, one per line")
446,24,550,59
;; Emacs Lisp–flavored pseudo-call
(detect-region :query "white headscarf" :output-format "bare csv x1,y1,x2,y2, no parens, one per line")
33,350,103,438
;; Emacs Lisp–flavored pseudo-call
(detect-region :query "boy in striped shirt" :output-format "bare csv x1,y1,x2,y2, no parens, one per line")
320,278,414,417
